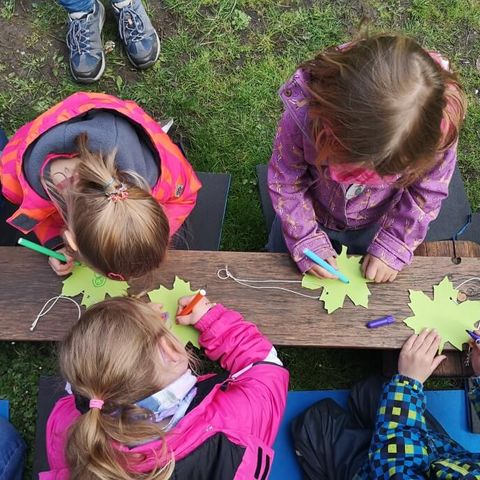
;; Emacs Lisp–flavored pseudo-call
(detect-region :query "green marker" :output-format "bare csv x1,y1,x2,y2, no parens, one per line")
17,237,79,265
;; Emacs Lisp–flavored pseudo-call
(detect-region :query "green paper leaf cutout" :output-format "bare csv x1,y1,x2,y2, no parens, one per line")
301,246,371,313
62,264,129,307
404,276,480,352
147,276,200,348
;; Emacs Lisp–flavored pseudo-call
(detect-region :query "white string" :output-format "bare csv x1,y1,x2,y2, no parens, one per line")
31,295,82,332
216,266,319,300
455,277,480,291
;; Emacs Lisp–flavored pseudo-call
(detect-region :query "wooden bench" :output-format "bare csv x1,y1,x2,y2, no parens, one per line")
1,244,479,354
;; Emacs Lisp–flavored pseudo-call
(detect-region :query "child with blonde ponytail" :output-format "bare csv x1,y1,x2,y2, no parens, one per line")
40,296,288,480
0,92,201,280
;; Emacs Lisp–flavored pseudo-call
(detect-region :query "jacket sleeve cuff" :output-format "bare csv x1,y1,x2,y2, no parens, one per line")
367,228,413,271
291,232,337,273
194,304,226,334
392,374,424,391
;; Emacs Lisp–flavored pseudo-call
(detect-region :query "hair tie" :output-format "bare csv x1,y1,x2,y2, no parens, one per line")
107,272,126,281
105,182,129,202
103,178,115,190
89,399,104,410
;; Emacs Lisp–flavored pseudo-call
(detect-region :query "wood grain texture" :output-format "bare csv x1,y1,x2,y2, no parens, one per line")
1,246,480,349
415,240,480,258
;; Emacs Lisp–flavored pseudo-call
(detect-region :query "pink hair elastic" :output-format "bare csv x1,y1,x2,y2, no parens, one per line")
89,399,104,410
107,272,126,281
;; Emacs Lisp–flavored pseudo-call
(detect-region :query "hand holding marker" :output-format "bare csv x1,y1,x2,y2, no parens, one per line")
178,289,207,316
303,249,349,284
467,330,480,345
17,238,80,265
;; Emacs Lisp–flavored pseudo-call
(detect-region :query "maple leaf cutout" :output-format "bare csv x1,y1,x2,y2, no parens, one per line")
404,276,480,352
301,246,371,313
62,264,129,307
147,276,200,348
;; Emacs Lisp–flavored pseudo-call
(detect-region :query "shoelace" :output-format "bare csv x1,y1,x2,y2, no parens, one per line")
118,5,146,43
66,17,90,55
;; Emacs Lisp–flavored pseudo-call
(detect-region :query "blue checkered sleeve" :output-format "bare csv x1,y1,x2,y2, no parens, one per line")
366,374,429,479
470,376,480,417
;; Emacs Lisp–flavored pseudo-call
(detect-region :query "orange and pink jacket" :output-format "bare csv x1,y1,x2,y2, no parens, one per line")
0,92,201,248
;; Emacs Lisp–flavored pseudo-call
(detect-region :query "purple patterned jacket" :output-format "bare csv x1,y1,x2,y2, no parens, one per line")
268,68,457,273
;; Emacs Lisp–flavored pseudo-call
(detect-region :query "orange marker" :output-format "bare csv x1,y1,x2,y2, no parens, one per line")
179,289,206,316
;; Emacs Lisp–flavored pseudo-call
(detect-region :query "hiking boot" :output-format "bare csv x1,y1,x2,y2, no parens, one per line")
112,0,160,69
66,0,105,83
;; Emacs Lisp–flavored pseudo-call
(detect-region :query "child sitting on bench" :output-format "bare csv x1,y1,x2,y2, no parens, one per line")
0,93,201,280
40,295,288,479
292,329,480,479
267,33,466,283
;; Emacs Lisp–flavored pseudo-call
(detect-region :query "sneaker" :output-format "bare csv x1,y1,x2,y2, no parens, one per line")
66,0,105,83
112,0,160,69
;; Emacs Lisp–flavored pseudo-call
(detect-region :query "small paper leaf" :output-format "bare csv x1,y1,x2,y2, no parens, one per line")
404,276,480,352
302,246,371,313
62,264,128,307
147,276,200,348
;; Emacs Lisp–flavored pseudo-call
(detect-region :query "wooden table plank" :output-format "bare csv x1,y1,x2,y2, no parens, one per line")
1,247,480,347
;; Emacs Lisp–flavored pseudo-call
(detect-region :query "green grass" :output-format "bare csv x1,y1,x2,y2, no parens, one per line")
0,0,479,476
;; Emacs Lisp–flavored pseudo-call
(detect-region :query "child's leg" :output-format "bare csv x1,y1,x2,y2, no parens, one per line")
57,0,95,14
0,128,7,151
0,418,26,480
348,376,387,430
349,376,448,435
265,215,289,253
325,225,379,255
61,0,105,84
291,398,371,480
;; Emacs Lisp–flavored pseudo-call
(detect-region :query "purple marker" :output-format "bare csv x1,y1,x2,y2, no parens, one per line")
366,315,395,329
466,330,480,344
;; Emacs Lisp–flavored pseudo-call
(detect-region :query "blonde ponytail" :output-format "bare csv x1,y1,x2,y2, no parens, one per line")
65,133,170,280
60,297,186,479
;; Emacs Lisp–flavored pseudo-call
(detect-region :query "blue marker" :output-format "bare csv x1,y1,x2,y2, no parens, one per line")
303,249,350,284
466,330,480,345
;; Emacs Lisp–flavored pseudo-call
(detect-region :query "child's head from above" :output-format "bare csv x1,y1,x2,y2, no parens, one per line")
60,297,190,479
61,133,170,281
302,33,466,184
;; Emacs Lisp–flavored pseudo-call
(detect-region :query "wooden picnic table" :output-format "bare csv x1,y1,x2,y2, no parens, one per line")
1,245,479,350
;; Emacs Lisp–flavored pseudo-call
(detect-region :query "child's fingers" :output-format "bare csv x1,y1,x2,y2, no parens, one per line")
176,295,196,313
364,261,378,282
411,328,430,351
176,314,191,325
48,257,73,276
424,332,441,357
361,255,370,276
309,265,338,280
325,256,338,269
402,333,418,352
431,354,447,372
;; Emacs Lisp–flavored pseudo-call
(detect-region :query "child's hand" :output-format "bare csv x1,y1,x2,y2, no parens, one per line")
470,330,480,376
48,248,75,276
176,295,215,326
307,256,339,280
362,254,398,283
398,329,446,384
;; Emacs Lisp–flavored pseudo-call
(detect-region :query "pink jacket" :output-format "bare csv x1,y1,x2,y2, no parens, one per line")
40,305,289,479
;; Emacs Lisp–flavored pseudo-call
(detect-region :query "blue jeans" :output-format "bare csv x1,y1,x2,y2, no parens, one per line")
57,0,118,14
0,418,26,480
